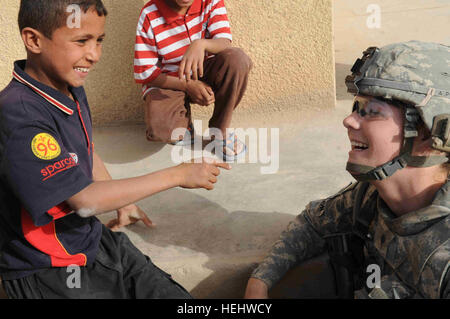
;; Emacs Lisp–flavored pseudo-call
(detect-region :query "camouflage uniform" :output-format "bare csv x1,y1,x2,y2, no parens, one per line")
251,181,450,298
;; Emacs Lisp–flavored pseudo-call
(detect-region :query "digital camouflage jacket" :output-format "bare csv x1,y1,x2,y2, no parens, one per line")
251,181,450,299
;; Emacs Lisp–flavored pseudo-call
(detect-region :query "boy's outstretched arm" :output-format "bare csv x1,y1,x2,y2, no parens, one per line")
67,160,230,218
92,151,153,230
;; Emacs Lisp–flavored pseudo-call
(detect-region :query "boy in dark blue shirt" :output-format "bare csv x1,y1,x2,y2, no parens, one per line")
0,0,229,299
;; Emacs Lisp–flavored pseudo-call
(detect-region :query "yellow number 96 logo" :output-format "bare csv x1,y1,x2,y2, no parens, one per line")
31,133,61,160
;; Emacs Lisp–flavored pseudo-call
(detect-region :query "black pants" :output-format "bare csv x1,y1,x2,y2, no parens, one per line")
2,225,192,299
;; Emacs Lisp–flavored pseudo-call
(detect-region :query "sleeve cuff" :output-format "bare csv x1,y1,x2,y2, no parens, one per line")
212,33,233,41
135,68,162,85
28,177,92,227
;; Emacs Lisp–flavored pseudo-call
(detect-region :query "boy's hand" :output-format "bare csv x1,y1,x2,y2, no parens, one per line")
107,204,154,231
185,80,215,106
179,39,206,81
177,160,231,190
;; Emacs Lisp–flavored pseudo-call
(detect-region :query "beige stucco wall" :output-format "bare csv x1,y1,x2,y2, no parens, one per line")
334,0,450,101
0,0,335,126
0,4,25,88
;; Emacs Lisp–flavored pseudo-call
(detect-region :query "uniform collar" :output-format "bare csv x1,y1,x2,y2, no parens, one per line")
154,0,203,24
377,180,449,236
12,60,83,116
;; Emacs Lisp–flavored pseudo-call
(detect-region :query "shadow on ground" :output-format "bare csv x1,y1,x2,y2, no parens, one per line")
94,125,166,164
98,187,337,299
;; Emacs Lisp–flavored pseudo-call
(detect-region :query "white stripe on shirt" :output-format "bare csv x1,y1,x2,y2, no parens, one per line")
156,25,188,43
134,65,159,80
159,38,191,56
208,20,230,32
135,43,157,52
134,58,159,66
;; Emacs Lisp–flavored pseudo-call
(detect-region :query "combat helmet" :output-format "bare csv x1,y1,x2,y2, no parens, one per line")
345,41,450,181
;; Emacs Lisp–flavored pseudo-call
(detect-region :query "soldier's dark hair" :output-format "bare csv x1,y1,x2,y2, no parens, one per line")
18,0,108,39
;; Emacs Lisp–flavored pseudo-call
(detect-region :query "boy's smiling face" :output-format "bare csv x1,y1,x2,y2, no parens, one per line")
35,7,106,96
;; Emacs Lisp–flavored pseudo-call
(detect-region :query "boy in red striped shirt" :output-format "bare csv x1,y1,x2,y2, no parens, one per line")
134,0,252,161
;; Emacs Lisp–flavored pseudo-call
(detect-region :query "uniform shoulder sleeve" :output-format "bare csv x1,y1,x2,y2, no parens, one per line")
305,182,369,236
251,182,365,289
3,121,92,226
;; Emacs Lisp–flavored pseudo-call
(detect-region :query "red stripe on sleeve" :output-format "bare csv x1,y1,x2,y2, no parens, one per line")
47,202,73,220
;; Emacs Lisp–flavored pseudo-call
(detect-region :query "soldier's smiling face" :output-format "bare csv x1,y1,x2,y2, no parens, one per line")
343,95,404,170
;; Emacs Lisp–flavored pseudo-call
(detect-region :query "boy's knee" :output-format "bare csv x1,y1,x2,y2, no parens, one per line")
218,47,253,73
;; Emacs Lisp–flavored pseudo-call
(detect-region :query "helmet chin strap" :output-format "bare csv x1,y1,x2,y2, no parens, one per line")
347,137,449,181
347,104,448,182
346,156,408,181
